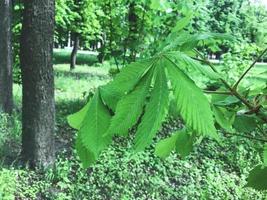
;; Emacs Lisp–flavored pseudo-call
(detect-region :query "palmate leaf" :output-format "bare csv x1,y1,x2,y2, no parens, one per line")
134,61,169,151
69,90,112,167
100,59,154,111
106,68,153,136
69,49,221,167
164,55,218,139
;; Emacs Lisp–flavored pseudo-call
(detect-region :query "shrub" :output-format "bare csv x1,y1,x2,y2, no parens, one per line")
0,112,21,163
0,169,17,200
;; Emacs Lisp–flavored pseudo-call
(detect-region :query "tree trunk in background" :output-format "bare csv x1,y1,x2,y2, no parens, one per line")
128,2,138,62
0,0,13,114
97,39,105,63
20,0,55,168
70,33,79,70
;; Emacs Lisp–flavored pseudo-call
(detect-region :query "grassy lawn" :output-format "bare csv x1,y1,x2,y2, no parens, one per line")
1,63,267,199
54,64,110,102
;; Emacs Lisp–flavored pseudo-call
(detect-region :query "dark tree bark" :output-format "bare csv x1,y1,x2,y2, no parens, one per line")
97,39,105,63
20,0,55,168
128,2,138,62
0,0,13,114
70,33,79,70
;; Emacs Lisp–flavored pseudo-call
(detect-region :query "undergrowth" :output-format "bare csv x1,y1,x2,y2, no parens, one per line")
0,62,266,199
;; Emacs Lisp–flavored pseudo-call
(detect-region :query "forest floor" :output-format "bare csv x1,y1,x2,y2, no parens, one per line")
0,62,267,199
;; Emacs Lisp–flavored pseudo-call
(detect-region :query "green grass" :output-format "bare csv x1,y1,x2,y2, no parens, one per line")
0,63,267,199
54,64,110,101
0,169,16,200
12,63,112,106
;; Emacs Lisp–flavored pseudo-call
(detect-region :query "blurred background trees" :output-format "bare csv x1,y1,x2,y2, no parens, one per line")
8,0,267,73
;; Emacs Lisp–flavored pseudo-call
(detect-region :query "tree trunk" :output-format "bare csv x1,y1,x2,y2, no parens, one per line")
0,0,13,114
128,2,138,62
70,33,79,70
20,0,55,168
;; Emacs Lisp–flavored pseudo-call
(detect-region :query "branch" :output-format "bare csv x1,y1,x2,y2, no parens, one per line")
233,47,267,89
193,50,255,110
170,51,267,123
223,132,267,143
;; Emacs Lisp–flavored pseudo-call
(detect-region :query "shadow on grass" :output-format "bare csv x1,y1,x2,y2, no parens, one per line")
56,98,87,120
0,99,87,167
55,98,89,154
54,70,109,81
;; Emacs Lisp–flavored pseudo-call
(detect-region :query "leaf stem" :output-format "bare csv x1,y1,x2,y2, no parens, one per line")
233,47,267,90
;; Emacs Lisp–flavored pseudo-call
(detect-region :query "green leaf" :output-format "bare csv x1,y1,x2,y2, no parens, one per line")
75,134,95,168
175,130,195,159
106,69,153,136
180,33,234,51
181,33,234,51
165,56,218,139
75,90,112,167
163,32,234,52
100,59,154,111
168,94,180,118
134,61,169,151
167,52,220,80
233,115,257,133
155,132,179,158
212,105,234,132
172,13,193,33
67,100,91,130
155,129,195,159
150,0,170,11
246,165,267,191
211,94,240,106
150,0,161,10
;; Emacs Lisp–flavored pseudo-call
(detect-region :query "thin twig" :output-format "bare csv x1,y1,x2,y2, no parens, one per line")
192,57,219,72
233,47,267,89
224,132,267,143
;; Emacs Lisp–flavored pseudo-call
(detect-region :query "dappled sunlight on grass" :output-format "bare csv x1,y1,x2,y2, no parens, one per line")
54,64,111,102
12,64,112,108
